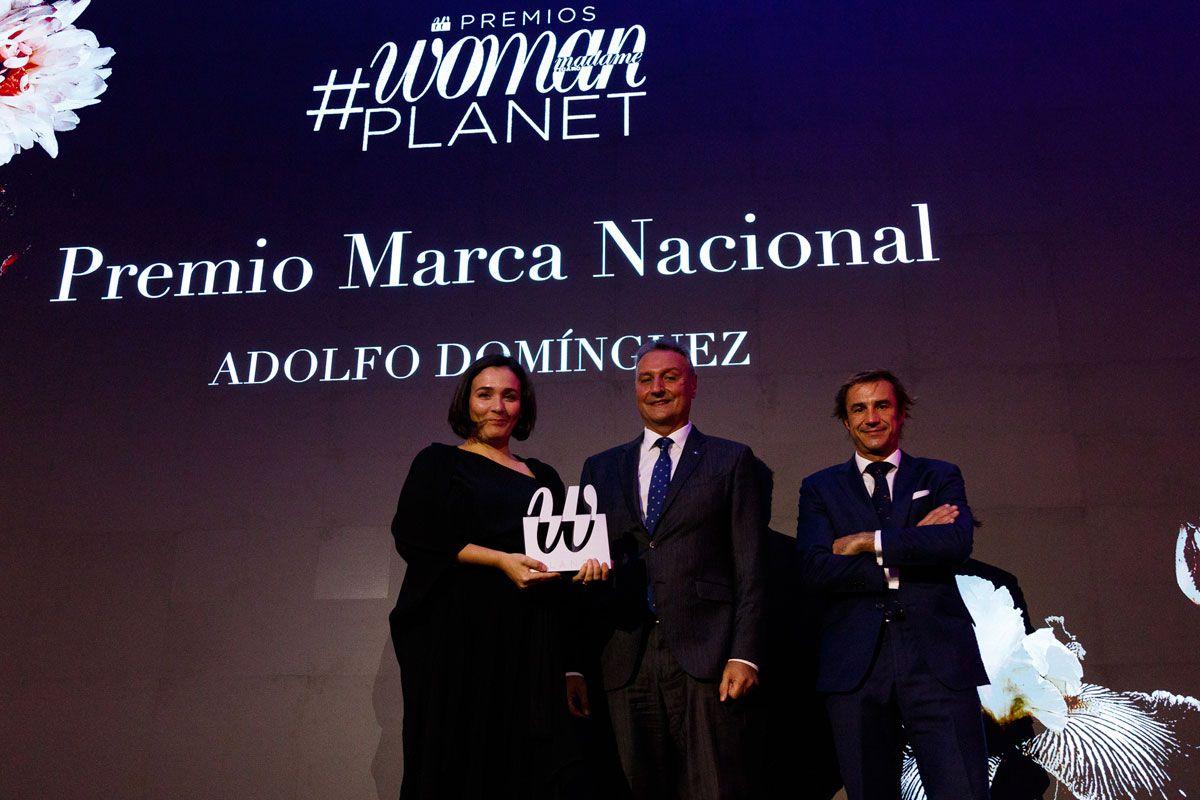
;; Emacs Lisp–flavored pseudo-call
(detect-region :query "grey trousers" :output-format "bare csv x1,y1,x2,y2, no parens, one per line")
607,624,760,800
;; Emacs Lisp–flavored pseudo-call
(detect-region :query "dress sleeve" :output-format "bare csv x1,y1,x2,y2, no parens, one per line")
389,445,467,626
391,444,464,564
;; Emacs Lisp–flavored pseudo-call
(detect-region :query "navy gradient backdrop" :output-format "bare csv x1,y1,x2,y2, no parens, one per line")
2,2,1198,797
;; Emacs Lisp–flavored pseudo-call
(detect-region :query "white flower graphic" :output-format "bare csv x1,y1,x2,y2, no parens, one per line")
901,575,1200,800
1176,522,1200,605
0,0,113,166
1025,686,1200,800
958,575,1085,732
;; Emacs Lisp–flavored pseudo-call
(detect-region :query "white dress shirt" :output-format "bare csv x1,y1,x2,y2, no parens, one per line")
637,422,756,672
637,422,692,515
855,449,902,590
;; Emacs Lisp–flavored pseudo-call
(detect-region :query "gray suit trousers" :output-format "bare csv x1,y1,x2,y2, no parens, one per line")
607,624,761,800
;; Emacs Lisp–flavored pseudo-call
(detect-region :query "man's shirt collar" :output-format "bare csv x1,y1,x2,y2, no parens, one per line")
642,421,693,454
854,448,902,475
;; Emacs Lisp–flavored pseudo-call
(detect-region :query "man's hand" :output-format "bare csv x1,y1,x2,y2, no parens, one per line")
917,504,959,526
719,660,759,702
497,553,561,589
832,531,876,556
566,674,590,717
571,558,610,584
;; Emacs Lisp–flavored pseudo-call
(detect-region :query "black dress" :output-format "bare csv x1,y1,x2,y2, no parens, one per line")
389,443,582,800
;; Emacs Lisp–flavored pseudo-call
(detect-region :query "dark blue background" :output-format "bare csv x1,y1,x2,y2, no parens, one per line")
2,3,1198,798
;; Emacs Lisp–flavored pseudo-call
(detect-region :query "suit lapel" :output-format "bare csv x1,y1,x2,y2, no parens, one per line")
652,428,707,539
618,435,647,539
889,452,921,527
838,457,883,532
839,457,873,509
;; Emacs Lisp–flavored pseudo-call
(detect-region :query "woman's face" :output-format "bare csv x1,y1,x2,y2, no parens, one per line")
468,366,522,444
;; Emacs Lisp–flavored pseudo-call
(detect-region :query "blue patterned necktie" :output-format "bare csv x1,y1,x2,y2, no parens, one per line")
644,436,673,615
644,436,674,534
865,460,894,525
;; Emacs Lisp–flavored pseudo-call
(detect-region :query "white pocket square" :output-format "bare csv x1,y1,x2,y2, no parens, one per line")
912,489,931,500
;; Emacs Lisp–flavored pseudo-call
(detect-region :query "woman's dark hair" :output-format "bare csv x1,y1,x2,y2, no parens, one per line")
833,369,915,421
448,354,537,441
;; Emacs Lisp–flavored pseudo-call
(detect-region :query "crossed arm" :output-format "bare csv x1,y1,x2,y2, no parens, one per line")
796,467,975,593
831,503,961,557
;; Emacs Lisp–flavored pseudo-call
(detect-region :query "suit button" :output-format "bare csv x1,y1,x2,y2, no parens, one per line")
875,602,884,609
648,541,656,549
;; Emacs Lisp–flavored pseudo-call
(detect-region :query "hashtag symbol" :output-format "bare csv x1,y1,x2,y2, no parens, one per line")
307,68,369,131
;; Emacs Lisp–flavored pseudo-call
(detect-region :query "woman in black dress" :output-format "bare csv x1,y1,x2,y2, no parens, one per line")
389,354,607,800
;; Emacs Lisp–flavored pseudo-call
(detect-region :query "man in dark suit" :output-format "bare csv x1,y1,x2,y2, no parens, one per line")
581,339,766,800
796,369,990,800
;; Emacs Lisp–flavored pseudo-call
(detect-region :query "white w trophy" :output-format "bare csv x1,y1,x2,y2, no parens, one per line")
522,484,611,572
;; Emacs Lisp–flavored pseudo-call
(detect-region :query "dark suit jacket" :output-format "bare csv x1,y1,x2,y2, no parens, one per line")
796,453,988,693
581,427,767,688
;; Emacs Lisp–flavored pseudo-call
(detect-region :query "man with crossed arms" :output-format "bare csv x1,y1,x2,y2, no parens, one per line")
796,369,989,800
